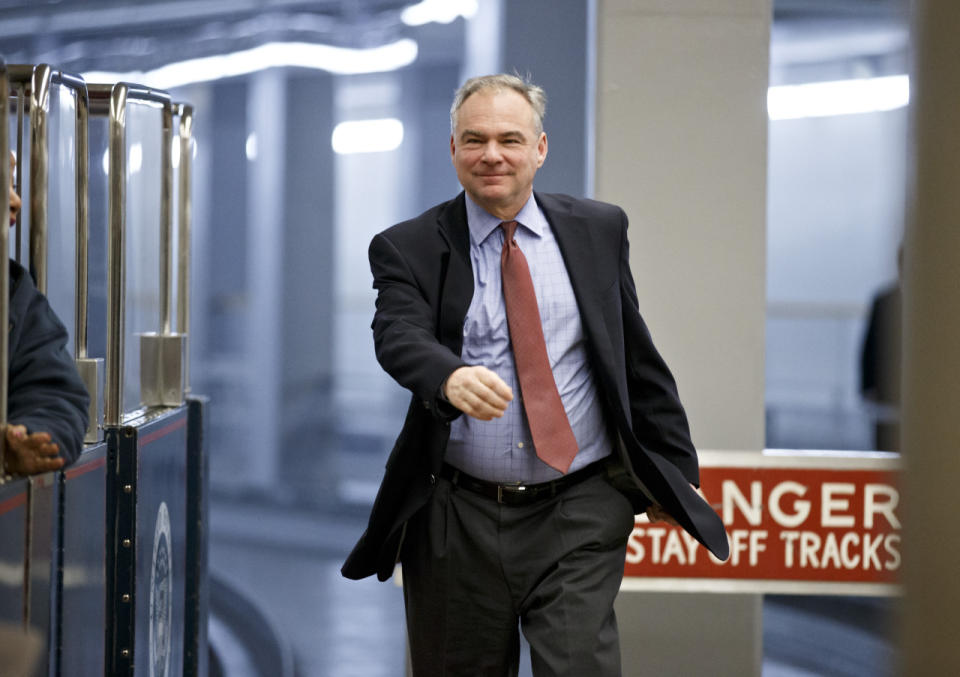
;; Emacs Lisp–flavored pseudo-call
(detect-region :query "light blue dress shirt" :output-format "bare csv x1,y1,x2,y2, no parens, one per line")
444,193,612,483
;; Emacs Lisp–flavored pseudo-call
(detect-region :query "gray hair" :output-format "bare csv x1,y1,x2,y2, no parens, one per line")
450,73,547,135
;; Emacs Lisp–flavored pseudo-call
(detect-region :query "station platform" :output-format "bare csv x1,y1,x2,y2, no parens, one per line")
208,493,898,677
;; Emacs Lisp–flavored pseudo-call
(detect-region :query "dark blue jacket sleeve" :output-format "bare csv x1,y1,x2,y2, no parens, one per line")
7,264,90,466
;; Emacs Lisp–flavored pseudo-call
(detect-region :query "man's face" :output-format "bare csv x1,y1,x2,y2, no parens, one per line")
8,152,21,227
450,88,547,221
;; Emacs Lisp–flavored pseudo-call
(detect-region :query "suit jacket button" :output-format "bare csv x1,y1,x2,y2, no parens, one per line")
429,474,437,485
422,400,430,409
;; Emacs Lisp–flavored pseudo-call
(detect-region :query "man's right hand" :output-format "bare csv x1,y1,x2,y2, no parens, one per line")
443,366,513,421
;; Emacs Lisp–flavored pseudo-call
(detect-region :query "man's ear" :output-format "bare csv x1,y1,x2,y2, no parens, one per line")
537,132,548,168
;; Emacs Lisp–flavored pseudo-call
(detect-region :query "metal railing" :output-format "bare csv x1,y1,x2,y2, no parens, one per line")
3,67,195,443
88,82,186,426
6,64,101,442
177,103,194,394
2,59,206,677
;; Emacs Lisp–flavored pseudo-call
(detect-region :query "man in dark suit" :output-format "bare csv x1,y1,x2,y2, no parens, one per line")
860,246,902,452
342,74,728,676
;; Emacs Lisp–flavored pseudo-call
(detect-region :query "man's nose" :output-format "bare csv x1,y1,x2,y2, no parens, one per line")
480,141,503,162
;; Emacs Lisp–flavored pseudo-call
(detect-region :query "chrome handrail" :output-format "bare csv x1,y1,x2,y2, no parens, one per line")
88,82,173,427
1,57,10,476
176,103,194,393
160,101,174,335
28,65,51,294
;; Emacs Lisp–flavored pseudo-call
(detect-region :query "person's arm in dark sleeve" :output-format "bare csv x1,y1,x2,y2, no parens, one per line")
369,232,467,421
6,286,89,470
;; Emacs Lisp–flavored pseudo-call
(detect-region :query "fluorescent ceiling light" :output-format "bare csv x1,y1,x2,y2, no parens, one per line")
82,39,418,90
402,0,478,26
332,119,404,154
768,74,909,120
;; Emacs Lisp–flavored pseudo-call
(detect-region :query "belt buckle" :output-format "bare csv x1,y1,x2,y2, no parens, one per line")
497,482,527,504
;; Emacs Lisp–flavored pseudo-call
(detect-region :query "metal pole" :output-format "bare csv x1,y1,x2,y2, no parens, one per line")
20,64,55,634
177,104,194,393
28,65,52,294
103,83,128,428
63,74,103,443
159,102,173,335
75,82,90,359
1,59,10,477
14,81,24,265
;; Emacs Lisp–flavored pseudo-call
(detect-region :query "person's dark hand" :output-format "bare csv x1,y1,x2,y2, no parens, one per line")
3,424,65,475
645,484,701,526
444,366,513,421
645,504,680,526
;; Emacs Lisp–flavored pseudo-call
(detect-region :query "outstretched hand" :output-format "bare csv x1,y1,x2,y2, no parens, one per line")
444,366,514,421
3,424,64,475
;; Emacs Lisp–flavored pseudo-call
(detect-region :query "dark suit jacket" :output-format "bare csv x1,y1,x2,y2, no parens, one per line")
342,192,729,581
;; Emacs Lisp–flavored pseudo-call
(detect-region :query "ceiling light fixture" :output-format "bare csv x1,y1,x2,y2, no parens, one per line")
331,118,404,155
401,0,478,26
82,39,419,90
768,74,909,121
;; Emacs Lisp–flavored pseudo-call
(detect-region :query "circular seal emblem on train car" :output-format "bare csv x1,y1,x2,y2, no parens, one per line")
150,501,172,677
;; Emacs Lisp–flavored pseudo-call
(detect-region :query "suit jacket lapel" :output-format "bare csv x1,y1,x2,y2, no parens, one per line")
539,193,616,363
436,193,474,354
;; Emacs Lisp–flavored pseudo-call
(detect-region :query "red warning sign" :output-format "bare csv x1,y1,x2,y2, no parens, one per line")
623,451,901,595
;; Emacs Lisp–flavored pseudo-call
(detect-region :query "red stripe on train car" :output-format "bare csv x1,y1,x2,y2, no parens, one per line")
65,456,107,481
138,415,188,449
0,491,27,516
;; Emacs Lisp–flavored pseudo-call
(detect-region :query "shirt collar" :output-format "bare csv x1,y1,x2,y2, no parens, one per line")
464,192,545,247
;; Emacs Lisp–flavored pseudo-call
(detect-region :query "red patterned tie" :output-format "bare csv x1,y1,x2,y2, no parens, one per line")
500,220,579,474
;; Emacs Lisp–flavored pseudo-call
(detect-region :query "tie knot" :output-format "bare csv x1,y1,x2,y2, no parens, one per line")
500,220,518,242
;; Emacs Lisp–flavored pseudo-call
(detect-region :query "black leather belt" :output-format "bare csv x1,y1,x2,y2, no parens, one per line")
439,459,608,506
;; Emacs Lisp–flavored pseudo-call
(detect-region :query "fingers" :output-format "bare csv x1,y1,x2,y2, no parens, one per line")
444,366,514,421
3,426,64,475
8,428,56,453
29,437,60,457
16,454,66,475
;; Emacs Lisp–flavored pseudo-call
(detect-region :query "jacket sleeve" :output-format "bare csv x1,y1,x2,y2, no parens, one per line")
369,231,466,420
7,286,90,466
616,210,700,486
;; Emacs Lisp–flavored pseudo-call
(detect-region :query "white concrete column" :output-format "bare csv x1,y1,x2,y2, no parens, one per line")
594,1,770,675
462,0,502,80
244,69,287,489
594,0,769,451
900,2,960,674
